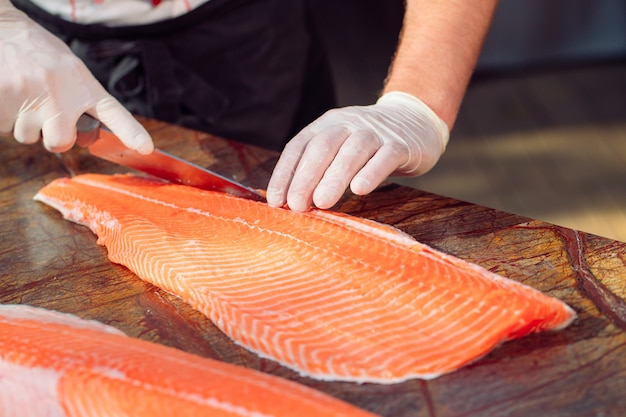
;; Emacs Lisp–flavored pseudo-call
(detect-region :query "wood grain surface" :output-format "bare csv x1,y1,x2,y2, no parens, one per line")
1,118,624,417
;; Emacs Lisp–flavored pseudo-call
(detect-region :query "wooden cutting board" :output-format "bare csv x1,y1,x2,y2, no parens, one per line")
1,117,624,416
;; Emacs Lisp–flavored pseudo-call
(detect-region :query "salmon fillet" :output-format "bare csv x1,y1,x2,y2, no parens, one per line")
0,304,378,416
34,174,576,383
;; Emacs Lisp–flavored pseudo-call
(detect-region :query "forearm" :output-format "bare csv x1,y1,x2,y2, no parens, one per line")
383,0,498,128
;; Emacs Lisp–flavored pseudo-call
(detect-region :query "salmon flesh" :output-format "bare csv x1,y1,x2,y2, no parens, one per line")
0,304,379,416
34,174,576,383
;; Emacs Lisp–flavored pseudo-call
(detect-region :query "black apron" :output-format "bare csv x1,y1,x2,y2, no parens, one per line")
11,0,336,151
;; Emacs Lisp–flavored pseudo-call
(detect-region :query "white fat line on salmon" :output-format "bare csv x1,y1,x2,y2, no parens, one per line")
314,209,551,297
0,305,125,336
310,210,420,247
73,177,421,254
70,177,426,281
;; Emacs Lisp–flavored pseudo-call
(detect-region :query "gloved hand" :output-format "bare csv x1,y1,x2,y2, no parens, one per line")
0,2,153,153
266,91,450,212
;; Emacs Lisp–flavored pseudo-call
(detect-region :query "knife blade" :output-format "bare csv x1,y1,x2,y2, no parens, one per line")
76,115,266,202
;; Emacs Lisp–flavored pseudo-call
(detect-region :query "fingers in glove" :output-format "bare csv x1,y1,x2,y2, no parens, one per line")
350,140,410,195
12,98,78,152
41,112,78,153
10,92,48,145
12,113,41,145
312,129,381,209
267,125,350,212
285,125,350,212
266,129,313,208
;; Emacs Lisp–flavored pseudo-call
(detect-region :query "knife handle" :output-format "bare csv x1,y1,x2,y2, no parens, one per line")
76,114,101,148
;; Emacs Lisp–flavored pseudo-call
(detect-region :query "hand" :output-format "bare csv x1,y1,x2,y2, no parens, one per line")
0,4,153,153
266,91,449,212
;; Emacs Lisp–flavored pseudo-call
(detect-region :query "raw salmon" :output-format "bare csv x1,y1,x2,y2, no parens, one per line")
0,304,379,417
34,174,576,383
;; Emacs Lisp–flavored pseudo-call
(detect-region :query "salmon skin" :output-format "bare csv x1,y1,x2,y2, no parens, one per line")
0,304,378,417
34,174,576,383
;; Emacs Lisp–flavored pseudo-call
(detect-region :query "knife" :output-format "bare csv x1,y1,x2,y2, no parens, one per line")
76,115,266,202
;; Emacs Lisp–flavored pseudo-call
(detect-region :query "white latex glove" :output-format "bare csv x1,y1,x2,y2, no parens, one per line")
0,2,153,153
266,91,450,212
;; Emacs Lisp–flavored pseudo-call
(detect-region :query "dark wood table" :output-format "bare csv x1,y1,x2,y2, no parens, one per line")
1,118,625,416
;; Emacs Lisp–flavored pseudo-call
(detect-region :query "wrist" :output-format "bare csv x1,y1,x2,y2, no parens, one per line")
377,91,450,152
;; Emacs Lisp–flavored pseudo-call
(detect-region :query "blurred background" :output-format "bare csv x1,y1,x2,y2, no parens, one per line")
312,0,626,242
